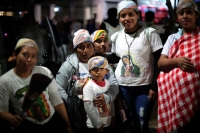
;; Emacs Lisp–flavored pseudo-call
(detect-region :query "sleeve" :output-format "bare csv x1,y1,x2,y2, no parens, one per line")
161,34,176,56
149,30,163,53
104,66,119,103
84,101,102,128
40,67,63,106
56,61,74,102
83,82,95,102
0,76,9,112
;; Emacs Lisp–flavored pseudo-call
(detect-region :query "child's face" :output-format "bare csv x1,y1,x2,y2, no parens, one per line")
90,68,108,82
119,8,139,32
93,38,109,54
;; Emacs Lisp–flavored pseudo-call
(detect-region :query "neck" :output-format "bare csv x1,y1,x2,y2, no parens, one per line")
14,67,32,78
125,25,140,34
183,26,197,34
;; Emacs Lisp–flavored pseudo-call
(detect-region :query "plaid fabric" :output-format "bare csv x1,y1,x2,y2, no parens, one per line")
157,27,200,133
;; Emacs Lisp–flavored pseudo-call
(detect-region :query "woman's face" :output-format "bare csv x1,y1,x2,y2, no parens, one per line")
177,8,198,32
119,8,139,32
76,42,94,63
93,38,109,54
14,46,37,73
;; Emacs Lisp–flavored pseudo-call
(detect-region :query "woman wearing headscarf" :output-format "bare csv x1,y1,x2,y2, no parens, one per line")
56,29,119,132
110,0,163,132
157,0,200,132
0,38,73,133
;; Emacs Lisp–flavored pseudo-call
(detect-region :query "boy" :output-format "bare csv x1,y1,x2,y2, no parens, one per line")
83,56,114,133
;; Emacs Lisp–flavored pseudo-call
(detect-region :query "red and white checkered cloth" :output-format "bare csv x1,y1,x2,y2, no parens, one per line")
157,27,200,133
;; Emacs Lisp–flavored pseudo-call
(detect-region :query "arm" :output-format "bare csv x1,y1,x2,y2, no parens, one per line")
158,54,195,72
56,61,74,102
0,112,23,128
84,101,103,128
54,103,72,126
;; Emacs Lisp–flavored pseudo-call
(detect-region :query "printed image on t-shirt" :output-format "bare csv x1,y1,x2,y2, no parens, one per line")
75,73,91,94
121,55,140,77
98,102,112,117
15,86,50,122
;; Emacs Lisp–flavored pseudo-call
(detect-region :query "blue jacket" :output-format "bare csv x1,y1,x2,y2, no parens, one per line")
56,53,119,103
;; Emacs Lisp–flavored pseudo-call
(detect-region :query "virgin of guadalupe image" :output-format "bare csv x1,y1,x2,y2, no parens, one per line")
121,55,140,77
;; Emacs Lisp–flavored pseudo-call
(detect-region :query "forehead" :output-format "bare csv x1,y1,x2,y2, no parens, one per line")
20,46,38,52
78,42,92,47
120,8,137,14
177,8,195,13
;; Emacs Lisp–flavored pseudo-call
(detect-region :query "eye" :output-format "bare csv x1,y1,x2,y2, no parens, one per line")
78,45,85,50
96,40,102,43
120,13,126,18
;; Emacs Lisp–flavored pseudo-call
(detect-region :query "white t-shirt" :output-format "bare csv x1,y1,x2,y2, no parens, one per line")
83,79,112,128
0,66,62,124
111,26,163,86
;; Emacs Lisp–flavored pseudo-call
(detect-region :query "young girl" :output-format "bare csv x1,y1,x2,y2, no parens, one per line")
110,0,163,132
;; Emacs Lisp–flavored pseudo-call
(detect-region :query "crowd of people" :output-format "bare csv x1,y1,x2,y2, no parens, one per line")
0,0,200,133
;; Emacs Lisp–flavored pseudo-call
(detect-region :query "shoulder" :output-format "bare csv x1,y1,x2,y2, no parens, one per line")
0,69,14,82
110,29,124,42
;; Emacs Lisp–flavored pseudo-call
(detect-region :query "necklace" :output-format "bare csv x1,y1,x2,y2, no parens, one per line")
125,30,138,59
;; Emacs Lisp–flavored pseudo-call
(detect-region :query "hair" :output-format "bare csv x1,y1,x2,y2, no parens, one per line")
145,11,155,22
108,8,117,18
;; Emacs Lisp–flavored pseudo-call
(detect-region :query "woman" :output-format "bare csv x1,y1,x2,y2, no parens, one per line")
56,29,119,132
0,38,73,133
110,0,163,132
157,0,200,133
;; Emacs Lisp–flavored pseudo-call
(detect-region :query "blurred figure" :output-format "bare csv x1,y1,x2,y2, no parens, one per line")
145,11,165,34
100,8,120,52
59,15,72,45
16,12,51,64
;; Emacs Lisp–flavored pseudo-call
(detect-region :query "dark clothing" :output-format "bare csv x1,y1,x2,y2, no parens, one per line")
94,52,120,64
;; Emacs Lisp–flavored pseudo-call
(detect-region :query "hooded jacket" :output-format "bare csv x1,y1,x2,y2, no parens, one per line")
56,53,119,103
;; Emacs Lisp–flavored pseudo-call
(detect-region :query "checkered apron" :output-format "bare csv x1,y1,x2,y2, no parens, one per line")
157,27,200,133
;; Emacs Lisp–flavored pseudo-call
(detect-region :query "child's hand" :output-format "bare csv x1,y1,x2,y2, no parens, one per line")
111,116,115,127
97,124,105,132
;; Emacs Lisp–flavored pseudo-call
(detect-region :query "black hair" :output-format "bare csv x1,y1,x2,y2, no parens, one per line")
145,11,155,22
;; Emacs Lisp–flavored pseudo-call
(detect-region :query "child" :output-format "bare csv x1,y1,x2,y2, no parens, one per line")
83,56,114,133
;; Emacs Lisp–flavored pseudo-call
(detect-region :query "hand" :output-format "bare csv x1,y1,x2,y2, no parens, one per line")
93,94,106,108
176,57,195,72
9,115,23,128
148,90,157,101
67,126,74,133
97,124,105,133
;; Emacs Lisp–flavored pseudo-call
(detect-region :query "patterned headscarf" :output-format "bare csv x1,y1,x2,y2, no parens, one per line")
176,0,199,13
88,56,108,71
117,0,138,15
91,30,108,43
73,29,92,48
15,38,38,51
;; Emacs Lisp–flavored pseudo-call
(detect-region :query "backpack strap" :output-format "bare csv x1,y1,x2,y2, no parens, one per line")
144,27,152,52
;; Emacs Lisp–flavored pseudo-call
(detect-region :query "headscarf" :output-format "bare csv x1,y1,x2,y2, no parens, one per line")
14,38,38,51
88,56,108,71
73,29,92,48
176,0,199,13
117,0,138,15
8,38,38,62
91,30,108,43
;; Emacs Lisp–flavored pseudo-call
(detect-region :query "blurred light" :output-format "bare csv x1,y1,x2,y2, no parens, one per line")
54,7,59,12
4,33,8,37
19,12,22,15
